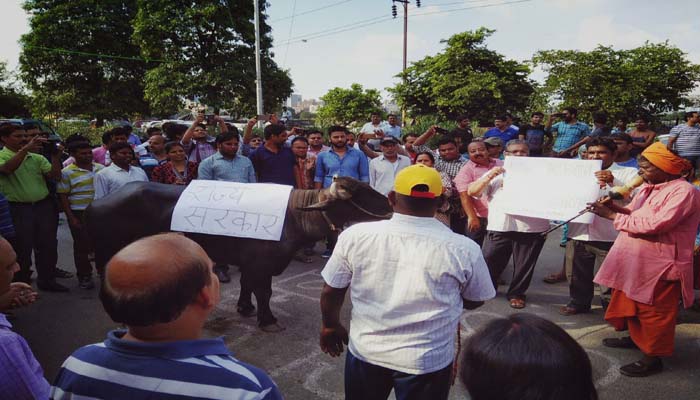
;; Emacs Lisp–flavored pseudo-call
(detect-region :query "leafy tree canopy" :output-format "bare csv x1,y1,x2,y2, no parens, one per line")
316,83,382,126
388,28,534,123
532,42,700,121
133,0,292,117
20,0,149,120
0,61,30,118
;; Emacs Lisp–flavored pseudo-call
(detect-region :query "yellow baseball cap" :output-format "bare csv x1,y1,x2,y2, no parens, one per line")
393,164,443,198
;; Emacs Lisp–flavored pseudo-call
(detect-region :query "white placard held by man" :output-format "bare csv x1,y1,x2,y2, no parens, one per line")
499,157,602,223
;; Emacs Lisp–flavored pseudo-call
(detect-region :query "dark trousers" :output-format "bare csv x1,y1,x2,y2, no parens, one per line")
326,231,339,250
465,217,487,246
344,351,452,400
569,240,612,310
482,230,546,299
8,198,58,284
449,214,466,235
67,210,93,278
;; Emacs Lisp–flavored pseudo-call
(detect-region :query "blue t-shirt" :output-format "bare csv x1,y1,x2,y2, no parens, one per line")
484,127,518,143
616,158,639,169
518,124,549,152
249,146,296,185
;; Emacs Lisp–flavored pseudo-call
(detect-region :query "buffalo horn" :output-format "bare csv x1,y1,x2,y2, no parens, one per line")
329,181,352,200
298,199,333,211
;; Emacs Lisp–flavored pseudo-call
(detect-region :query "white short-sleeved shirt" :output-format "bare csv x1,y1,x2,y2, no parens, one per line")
480,173,550,233
321,213,495,374
568,163,639,242
360,122,389,134
369,155,411,196
93,164,148,200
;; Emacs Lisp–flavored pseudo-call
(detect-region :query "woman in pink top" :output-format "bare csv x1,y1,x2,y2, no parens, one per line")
588,142,700,377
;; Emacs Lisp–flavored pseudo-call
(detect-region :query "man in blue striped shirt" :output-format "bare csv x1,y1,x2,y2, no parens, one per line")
546,107,591,158
51,234,283,400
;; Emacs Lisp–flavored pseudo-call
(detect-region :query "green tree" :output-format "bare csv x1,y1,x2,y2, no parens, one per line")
19,0,149,120
0,61,30,118
316,83,382,126
388,28,534,122
133,0,292,117
532,42,700,120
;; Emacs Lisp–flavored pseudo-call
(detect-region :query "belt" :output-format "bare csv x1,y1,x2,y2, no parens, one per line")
8,196,49,206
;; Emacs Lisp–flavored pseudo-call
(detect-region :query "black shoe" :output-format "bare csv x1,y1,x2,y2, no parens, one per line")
54,268,74,279
78,276,95,290
620,358,663,377
214,268,231,283
37,280,69,292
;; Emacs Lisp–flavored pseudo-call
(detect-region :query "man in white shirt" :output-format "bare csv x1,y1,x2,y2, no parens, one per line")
369,136,411,196
93,142,148,200
560,137,639,315
467,140,549,309
319,164,495,400
360,112,389,150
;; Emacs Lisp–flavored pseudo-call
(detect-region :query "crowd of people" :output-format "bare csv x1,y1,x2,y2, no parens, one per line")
0,107,699,399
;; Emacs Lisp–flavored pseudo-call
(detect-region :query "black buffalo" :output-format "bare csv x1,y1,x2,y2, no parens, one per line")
85,177,392,331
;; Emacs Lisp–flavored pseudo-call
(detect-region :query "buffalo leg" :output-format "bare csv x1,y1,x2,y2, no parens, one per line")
237,270,255,316
252,274,277,326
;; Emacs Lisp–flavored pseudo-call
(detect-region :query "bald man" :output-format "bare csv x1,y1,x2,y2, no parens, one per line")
51,233,283,400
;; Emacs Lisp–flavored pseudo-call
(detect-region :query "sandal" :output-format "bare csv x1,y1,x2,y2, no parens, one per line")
602,336,638,349
543,273,566,284
509,298,526,309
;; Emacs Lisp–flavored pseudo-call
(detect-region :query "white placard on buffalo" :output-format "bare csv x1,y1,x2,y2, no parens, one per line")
171,180,293,241
499,157,602,224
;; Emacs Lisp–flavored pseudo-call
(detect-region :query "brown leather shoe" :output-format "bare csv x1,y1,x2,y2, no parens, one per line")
559,304,589,316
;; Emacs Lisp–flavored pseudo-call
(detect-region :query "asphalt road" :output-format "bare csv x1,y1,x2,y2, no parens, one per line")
12,217,700,399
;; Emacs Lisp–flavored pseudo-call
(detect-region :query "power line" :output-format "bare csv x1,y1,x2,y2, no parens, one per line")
282,0,298,66
24,45,164,63
269,0,353,23
274,0,532,48
412,0,532,17
275,13,391,46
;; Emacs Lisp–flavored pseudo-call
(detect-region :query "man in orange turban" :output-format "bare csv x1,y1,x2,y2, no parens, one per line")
587,142,700,377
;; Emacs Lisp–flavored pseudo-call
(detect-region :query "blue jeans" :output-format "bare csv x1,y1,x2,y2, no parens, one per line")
344,351,452,400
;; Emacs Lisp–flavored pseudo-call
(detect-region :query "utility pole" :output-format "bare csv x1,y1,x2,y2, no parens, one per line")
392,0,421,126
253,0,264,126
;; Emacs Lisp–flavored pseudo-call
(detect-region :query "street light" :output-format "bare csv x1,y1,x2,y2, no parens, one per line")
392,0,421,126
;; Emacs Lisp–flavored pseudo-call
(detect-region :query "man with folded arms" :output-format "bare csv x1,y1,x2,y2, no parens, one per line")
590,143,700,377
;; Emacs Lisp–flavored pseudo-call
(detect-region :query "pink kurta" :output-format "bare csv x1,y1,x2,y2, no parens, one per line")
594,179,700,307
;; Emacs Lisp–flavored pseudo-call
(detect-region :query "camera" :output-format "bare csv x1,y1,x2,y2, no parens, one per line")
553,113,565,118
435,127,449,135
42,136,61,155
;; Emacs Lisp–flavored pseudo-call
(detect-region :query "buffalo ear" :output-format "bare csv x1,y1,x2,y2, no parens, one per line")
298,199,333,211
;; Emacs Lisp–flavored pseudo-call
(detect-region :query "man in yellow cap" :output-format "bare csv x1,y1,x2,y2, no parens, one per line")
589,142,700,377
319,164,495,400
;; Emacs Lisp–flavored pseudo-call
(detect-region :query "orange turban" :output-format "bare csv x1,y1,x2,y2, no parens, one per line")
641,142,693,175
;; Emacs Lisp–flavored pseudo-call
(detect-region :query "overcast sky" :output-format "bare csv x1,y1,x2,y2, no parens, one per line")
2,0,698,101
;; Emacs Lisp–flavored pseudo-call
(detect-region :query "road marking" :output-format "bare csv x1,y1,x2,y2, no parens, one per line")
586,349,621,389
303,361,343,400
270,350,323,378
275,269,320,285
